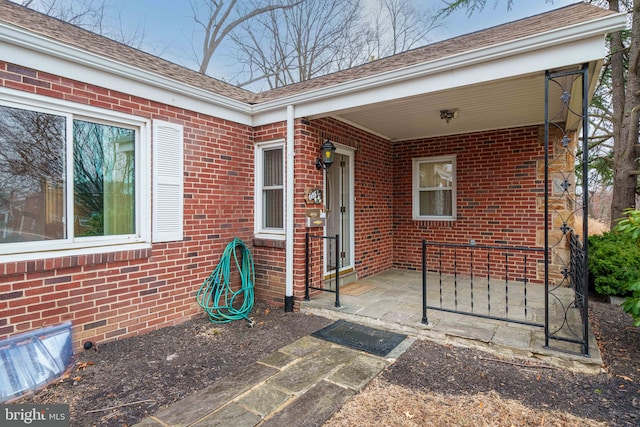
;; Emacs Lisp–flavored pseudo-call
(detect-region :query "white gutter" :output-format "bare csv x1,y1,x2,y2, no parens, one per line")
284,105,295,311
0,22,253,125
251,12,627,120
0,11,626,127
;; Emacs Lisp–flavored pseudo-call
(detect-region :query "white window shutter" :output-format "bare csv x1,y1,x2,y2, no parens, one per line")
152,121,184,242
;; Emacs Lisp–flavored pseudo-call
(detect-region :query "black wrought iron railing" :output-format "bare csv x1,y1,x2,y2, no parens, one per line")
547,229,589,355
568,231,587,315
422,240,545,328
305,233,340,307
544,65,590,356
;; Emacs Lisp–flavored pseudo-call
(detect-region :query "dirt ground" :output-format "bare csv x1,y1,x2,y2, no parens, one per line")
327,300,640,426
17,299,640,427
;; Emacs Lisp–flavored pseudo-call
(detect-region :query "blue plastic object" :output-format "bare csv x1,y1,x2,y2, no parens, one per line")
0,322,73,402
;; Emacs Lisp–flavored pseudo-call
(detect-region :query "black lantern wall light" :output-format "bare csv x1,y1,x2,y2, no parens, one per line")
315,139,337,170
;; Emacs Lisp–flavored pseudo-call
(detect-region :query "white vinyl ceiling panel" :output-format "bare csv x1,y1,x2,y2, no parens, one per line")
332,72,570,142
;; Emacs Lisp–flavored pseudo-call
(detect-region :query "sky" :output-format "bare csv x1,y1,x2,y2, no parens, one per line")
106,0,578,87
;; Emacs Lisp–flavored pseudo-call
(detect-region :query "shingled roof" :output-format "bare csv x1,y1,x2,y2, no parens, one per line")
0,0,255,103
0,0,619,106
253,2,619,103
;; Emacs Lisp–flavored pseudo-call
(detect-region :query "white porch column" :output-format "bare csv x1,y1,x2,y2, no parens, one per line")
285,104,295,311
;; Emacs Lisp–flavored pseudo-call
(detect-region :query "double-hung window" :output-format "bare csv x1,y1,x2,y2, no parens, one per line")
255,141,284,238
0,94,151,257
412,155,456,220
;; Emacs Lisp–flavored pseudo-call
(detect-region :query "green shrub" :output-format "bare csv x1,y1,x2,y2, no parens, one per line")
615,208,640,240
614,209,640,326
621,279,640,326
587,231,640,296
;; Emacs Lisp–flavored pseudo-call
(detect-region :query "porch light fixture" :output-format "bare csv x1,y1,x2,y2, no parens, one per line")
440,109,459,123
315,139,336,170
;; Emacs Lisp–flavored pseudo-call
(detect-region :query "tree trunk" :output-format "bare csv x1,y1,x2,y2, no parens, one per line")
609,0,640,225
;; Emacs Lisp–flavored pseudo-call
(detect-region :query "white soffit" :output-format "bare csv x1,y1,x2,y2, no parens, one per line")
0,10,626,134
330,72,563,141
252,12,626,128
252,35,605,126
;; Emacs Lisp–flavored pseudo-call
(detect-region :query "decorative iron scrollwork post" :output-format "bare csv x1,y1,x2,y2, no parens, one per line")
545,64,590,356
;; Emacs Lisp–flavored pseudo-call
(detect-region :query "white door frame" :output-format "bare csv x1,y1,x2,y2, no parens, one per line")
324,144,355,276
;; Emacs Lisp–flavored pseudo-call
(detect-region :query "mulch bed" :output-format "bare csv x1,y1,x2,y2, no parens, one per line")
16,306,332,426
14,299,640,427
382,299,640,426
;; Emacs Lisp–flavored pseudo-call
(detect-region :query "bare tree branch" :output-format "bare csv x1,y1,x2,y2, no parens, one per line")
230,0,439,89
368,0,440,59
19,0,147,47
190,0,302,75
230,0,365,88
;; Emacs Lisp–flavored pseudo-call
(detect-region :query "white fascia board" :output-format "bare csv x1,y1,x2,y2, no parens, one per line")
254,36,604,125
252,12,626,125
0,22,253,125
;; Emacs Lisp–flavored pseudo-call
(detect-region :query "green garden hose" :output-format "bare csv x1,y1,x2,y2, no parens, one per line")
196,238,255,325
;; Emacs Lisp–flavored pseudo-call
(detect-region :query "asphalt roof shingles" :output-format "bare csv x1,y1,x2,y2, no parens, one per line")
0,0,618,105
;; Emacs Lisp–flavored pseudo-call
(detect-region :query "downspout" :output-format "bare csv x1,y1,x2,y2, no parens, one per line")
284,104,295,312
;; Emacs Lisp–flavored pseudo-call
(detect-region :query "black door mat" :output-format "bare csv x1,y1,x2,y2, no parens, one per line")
311,319,407,357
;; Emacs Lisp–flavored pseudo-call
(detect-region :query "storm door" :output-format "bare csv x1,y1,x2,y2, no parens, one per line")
324,147,354,276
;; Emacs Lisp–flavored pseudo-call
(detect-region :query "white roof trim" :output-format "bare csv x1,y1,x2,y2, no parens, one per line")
0,10,626,127
251,12,627,124
0,21,253,125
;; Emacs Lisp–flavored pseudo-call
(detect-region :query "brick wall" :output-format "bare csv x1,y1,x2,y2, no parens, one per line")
252,122,288,306
251,117,394,305
301,118,395,286
391,125,567,282
0,61,255,350
252,120,555,302
0,60,572,351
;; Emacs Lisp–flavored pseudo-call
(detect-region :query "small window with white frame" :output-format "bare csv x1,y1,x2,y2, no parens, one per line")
412,155,456,220
255,141,285,238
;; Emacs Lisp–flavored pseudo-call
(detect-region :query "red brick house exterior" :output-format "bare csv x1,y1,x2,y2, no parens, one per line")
0,1,625,351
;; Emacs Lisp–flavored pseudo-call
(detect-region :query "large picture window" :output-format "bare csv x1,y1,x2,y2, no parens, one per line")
255,141,284,238
412,155,456,220
0,98,148,255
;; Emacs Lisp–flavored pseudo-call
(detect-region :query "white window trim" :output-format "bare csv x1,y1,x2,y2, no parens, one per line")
412,154,457,221
254,140,285,240
0,88,151,261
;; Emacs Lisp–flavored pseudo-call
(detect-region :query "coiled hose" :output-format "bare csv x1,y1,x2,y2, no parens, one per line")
196,238,255,325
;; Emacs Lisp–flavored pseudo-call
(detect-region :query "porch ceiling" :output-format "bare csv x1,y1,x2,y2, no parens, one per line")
329,69,582,143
